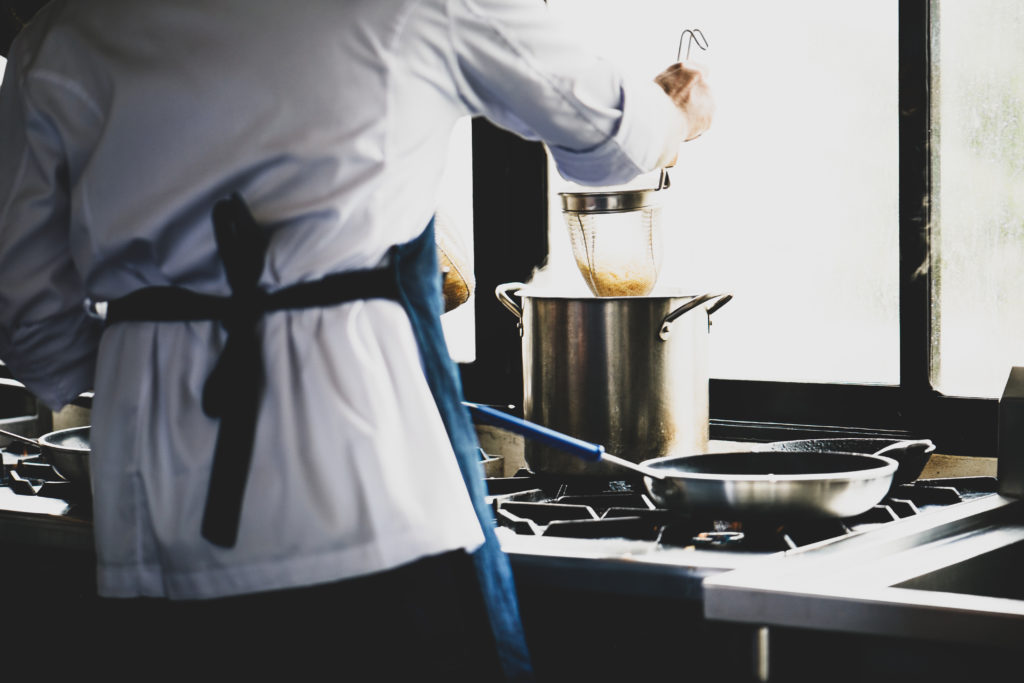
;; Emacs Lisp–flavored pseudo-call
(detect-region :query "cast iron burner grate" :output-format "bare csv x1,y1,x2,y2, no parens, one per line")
2,444,92,514
485,467,999,552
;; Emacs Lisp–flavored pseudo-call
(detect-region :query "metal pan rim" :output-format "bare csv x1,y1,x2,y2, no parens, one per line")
641,452,899,483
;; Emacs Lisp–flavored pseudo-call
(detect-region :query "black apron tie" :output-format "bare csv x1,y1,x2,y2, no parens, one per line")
104,194,400,547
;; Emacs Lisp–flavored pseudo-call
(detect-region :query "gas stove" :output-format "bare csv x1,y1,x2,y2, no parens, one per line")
0,443,92,550
0,438,1001,578
0,436,1009,681
486,456,999,599
478,447,1002,681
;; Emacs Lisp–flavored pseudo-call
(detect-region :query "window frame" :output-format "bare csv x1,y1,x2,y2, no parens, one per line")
461,0,999,458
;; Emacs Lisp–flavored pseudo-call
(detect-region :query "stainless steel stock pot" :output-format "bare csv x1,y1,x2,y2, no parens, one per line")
495,283,730,477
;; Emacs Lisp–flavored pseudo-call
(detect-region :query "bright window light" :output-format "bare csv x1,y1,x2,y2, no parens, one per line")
931,0,1024,398
546,0,900,385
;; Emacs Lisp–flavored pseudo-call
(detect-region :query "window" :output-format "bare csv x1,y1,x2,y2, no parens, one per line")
468,0,1014,456
931,0,1024,398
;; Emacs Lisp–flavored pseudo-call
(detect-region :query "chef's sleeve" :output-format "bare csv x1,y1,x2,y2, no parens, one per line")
447,0,685,186
0,43,102,410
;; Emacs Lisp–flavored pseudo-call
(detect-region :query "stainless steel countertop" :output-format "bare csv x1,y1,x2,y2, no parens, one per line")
0,488,93,551
499,527,781,600
704,494,1024,647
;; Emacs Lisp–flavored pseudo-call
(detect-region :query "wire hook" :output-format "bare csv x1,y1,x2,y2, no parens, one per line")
677,29,709,61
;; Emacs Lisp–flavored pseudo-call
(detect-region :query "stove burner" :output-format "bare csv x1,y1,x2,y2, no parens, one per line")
485,467,999,552
2,445,92,516
1,442,41,458
692,531,745,547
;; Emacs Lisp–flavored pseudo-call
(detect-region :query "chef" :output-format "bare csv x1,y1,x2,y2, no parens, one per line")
0,0,712,678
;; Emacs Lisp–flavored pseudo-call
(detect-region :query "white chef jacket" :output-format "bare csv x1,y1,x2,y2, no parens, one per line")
0,0,683,599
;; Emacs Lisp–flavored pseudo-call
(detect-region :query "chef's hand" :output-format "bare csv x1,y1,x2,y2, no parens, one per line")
655,61,714,144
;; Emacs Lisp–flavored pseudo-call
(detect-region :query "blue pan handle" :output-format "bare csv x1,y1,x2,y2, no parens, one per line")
462,402,605,462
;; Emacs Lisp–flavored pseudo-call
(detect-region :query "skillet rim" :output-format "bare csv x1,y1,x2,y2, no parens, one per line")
640,450,899,483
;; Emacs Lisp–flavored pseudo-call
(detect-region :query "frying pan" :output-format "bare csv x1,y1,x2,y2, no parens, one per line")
0,425,90,483
754,437,935,486
465,403,897,519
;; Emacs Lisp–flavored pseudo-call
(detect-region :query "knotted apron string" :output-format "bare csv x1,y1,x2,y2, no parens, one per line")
103,194,400,547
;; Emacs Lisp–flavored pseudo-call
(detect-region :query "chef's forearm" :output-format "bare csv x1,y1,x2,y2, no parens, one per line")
545,75,687,185
448,0,686,186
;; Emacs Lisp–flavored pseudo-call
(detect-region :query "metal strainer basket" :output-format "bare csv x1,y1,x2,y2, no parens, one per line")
560,183,665,297
560,27,708,298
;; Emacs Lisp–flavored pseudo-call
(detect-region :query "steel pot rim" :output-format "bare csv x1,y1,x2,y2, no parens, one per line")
506,283,699,301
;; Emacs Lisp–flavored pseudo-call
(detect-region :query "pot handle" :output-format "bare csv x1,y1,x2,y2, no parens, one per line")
659,293,732,341
706,294,733,317
495,282,525,320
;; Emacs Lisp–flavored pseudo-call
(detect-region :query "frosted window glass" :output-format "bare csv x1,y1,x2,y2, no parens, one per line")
544,0,899,384
931,1,1024,397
